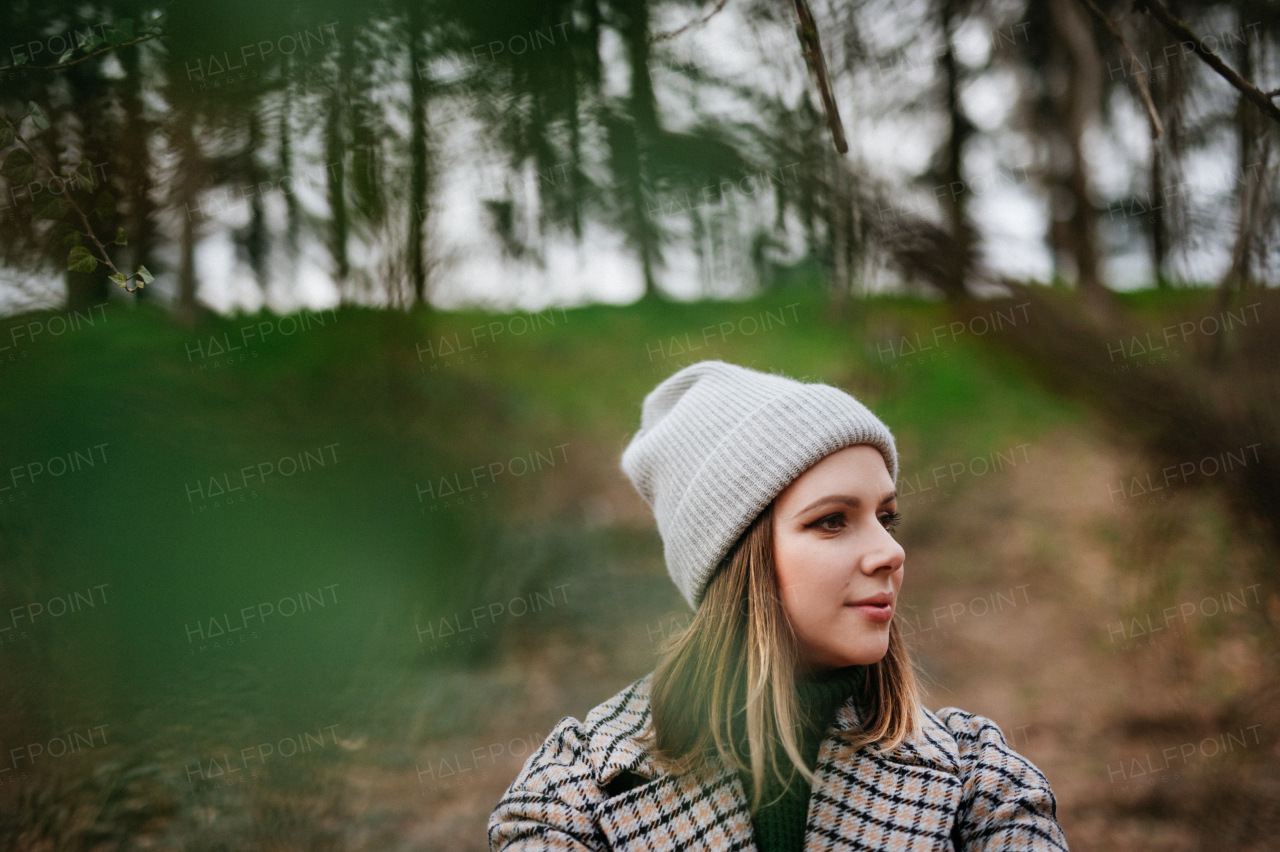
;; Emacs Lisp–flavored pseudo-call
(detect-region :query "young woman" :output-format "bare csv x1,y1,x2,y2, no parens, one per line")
489,360,1068,851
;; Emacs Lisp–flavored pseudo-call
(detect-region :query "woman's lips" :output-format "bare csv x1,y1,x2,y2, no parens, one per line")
844,599,894,623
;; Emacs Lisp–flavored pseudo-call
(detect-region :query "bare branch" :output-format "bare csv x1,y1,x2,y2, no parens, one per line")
791,0,848,154
20,35,160,71
651,0,731,43
1076,0,1163,139
4,116,123,279
1134,0,1280,127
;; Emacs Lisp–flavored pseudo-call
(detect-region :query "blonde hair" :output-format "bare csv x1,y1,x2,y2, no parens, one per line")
635,501,922,814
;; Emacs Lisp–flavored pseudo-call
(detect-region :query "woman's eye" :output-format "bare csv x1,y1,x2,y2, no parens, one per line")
810,513,844,531
880,511,902,532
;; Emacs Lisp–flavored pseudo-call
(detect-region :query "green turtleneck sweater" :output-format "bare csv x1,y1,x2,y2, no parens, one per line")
735,665,864,852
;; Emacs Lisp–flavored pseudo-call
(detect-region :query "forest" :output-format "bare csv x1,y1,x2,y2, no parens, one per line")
1,1,1278,850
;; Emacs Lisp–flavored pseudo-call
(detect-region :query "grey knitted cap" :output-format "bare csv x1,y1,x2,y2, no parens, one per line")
621,360,898,611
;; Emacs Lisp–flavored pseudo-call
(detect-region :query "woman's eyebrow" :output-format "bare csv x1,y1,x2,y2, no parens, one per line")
794,491,896,516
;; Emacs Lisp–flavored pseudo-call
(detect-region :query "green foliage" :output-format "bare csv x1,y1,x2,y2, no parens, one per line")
107,19,135,46
0,112,137,283
76,160,97,191
95,192,116,221
26,101,49,130
67,246,98,273
110,265,151,291
50,223,80,249
44,16,162,67
1,147,36,183
32,194,69,220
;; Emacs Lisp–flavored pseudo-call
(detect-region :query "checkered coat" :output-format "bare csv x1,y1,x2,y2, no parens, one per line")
489,672,1068,851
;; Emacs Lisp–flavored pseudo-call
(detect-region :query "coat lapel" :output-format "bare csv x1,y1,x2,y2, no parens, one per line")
587,675,757,852
586,675,961,852
802,700,961,851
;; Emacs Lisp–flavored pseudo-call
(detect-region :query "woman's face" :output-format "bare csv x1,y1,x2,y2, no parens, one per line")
771,444,904,676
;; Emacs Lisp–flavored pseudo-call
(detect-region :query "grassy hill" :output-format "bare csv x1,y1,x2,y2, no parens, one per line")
0,285,1078,768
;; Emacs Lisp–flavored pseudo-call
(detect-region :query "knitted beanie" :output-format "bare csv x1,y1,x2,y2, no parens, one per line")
621,360,898,611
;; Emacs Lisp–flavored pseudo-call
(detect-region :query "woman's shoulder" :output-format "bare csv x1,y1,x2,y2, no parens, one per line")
508,674,655,790
924,705,1057,791
928,706,1036,755
926,704,1017,751
922,706,1068,849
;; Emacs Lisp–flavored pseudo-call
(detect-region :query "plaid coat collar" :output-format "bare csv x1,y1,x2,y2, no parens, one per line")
583,671,959,784
581,673,965,852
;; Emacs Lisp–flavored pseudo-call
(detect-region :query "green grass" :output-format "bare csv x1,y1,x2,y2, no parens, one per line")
0,287,1092,761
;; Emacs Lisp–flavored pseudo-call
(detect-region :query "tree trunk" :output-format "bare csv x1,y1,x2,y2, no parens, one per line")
1219,7,1261,296
620,0,661,298
171,107,201,324
178,202,198,323
326,26,353,287
280,56,300,257
1047,0,1107,312
1209,15,1272,366
1149,144,1169,287
567,73,584,241
827,157,851,315
936,0,976,298
939,0,971,239
246,108,268,291
65,269,111,313
116,37,157,300
407,1,429,307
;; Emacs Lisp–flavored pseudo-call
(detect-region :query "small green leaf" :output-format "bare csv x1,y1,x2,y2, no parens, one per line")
80,34,104,52
107,20,135,46
136,265,154,285
68,246,98,273
27,102,50,131
1,148,36,183
58,49,76,65
115,227,127,245
0,125,12,148
95,192,116,221
109,272,127,288
32,194,69,220
75,160,97,190
50,223,79,249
